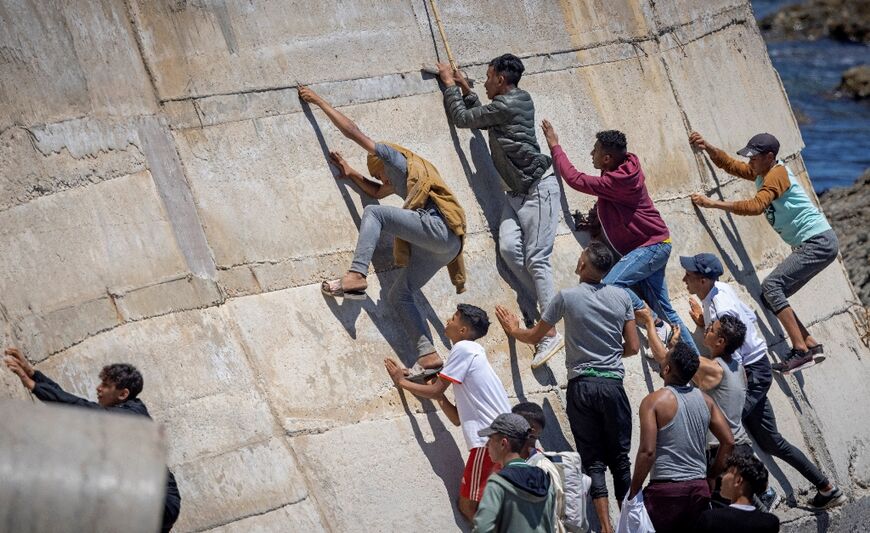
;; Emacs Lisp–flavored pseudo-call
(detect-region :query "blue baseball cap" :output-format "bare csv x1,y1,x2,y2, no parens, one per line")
679,253,724,279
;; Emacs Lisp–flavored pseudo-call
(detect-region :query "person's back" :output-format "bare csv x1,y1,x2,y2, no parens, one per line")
702,281,767,366
550,282,633,380
474,460,557,533
651,385,710,482
706,358,750,449
695,506,780,533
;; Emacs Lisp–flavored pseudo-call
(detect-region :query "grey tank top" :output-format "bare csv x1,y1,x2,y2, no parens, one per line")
651,385,710,481
708,358,750,447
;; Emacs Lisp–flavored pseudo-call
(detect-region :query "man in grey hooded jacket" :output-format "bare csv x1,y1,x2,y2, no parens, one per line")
438,54,563,369
474,413,557,533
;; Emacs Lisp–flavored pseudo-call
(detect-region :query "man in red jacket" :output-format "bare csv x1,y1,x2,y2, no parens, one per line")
541,120,698,354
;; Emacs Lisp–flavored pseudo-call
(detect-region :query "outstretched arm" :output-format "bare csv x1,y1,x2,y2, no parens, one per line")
299,86,376,154
385,358,450,400
5,347,101,408
438,63,509,130
689,131,754,181
495,305,552,346
635,307,674,365
542,120,613,198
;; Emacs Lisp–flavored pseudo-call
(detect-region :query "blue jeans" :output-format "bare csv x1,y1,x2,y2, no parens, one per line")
602,242,699,354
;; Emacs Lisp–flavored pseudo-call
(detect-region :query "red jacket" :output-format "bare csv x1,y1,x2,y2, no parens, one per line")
553,146,669,255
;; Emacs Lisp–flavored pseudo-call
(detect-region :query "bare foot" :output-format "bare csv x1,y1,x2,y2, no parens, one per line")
417,352,443,370
341,271,367,292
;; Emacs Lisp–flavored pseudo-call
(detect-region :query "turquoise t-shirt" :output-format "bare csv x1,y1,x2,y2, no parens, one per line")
757,163,831,247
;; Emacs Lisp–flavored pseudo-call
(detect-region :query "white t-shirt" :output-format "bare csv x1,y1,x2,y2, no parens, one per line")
702,281,768,366
439,340,511,450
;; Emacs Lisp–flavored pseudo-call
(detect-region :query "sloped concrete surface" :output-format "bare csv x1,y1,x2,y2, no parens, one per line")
1,1,869,531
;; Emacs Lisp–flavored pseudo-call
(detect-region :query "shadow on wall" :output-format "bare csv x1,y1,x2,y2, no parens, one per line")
302,101,450,369
398,392,469,531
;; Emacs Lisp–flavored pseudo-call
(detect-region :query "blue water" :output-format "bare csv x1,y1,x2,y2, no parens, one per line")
751,0,870,191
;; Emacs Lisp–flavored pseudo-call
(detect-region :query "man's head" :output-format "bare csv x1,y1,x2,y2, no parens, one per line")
720,453,769,502
479,413,532,465
591,130,628,171
446,303,491,343
512,402,546,458
96,363,143,407
662,341,700,385
680,253,723,298
576,242,614,283
485,54,524,99
737,133,779,177
702,315,747,360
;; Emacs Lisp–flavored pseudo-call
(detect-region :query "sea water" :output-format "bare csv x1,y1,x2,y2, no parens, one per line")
752,0,870,191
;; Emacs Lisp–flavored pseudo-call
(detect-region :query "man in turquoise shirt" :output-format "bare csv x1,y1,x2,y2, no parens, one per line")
688,132,838,375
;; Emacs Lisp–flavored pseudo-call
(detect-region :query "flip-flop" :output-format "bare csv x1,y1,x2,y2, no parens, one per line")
406,367,443,384
321,278,366,300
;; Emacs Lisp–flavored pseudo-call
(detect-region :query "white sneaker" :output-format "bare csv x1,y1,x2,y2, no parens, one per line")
532,333,564,369
655,320,673,346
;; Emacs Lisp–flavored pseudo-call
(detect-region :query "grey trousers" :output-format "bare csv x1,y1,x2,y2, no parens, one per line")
498,174,560,320
350,204,461,358
761,229,839,313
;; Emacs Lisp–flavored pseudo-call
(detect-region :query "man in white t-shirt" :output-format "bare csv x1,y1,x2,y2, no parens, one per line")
385,303,511,523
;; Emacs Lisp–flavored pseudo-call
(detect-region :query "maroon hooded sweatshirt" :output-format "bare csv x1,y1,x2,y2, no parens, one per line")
552,145,670,256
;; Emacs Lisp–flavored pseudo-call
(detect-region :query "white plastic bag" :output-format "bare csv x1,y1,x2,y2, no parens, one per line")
615,491,655,533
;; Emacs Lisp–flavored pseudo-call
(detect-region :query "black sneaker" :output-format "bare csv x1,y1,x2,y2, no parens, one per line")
809,344,825,364
772,349,815,375
810,486,846,509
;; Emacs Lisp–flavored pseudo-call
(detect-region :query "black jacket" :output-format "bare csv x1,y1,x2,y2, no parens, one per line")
31,371,181,531
444,85,551,194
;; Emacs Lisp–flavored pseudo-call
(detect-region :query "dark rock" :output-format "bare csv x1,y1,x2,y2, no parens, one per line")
759,0,870,44
837,65,870,99
819,168,870,305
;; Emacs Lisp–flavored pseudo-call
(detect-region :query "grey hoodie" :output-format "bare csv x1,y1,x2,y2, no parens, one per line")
473,461,556,533
444,85,552,194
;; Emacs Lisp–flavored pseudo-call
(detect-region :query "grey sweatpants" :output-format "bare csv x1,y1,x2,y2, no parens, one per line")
350,204,461,358
498,174,560,320
761,229,839,313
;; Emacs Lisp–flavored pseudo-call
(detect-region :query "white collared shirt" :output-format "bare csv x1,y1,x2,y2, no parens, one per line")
702,281,768,366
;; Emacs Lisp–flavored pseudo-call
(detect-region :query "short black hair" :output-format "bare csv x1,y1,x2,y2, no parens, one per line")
100,363,144,399
726,453,769,496
584,242,614,274
595,130,628,158
717,315,747,360
512,402,546,431
668,341,700,384
489,53,525,86
456,303,490,340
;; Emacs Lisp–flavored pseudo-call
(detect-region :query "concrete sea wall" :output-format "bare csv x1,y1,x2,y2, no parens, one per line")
1,1,868,531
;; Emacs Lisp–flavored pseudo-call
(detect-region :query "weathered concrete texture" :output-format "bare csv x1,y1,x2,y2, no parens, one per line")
2,1,870,531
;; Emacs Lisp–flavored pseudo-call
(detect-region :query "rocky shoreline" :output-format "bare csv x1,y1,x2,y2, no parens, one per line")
819,169,870,305
759,0,870,43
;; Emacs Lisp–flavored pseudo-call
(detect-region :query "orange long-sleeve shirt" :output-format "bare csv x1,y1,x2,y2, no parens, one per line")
708,148,791,216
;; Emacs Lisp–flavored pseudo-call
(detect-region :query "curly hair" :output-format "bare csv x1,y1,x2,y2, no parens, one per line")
596,130,628,157
717,314,747,360
488,53,525,86
668,341,700,384
585,242,614,274
457,303,491,340
726,452,769,496
100,363,144,399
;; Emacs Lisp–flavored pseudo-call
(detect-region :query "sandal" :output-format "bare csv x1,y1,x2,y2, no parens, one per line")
321,278,366,300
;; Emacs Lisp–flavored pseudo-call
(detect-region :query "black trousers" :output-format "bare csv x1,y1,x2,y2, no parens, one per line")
566,376,632,500
742,357,828,488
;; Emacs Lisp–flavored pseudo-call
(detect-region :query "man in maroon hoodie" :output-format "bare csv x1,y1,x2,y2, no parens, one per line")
541,120,698,354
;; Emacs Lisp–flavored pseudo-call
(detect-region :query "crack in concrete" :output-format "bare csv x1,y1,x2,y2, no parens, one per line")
187,496,310,533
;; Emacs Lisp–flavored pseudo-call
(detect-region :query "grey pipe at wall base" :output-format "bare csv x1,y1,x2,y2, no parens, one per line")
0,401,167,533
